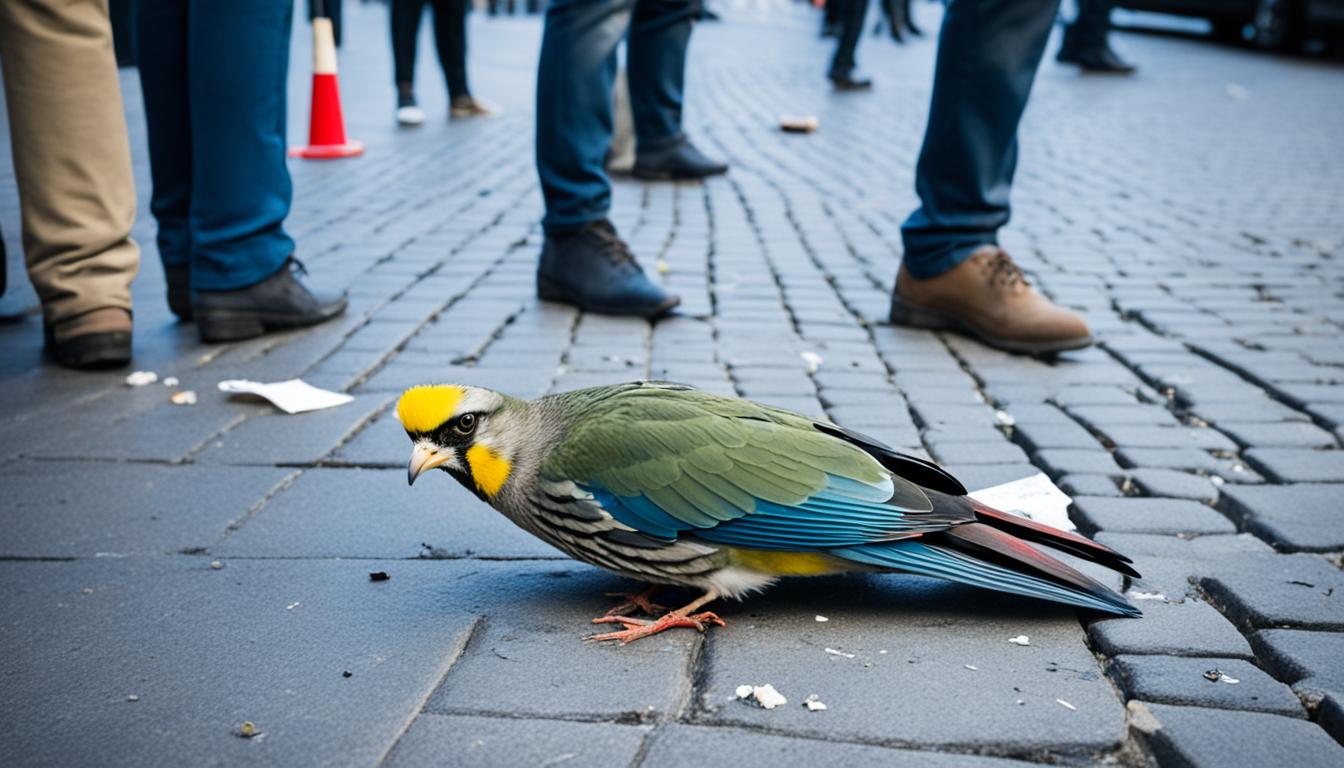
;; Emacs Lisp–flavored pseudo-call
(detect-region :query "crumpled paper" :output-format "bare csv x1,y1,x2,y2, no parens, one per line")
218,378,353,415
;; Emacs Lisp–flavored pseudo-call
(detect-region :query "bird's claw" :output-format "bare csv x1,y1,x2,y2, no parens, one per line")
585,611,725,645
601,587,668,617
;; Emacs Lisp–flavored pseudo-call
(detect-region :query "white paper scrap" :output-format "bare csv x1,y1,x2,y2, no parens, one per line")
218,379,353,415
736,684,787,710
969,472,1076,532
803,694,827,712
824,648,855,659
815,615,829,623
1008,635,1030,646
125,371,158,387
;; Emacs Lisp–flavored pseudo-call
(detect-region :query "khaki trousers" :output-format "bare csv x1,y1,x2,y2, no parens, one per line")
0,0,138,325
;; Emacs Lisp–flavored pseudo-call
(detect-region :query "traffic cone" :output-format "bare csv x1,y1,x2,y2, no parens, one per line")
289,16,362,159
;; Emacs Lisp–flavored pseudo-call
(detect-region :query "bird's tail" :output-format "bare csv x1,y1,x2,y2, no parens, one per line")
833,513,1141,617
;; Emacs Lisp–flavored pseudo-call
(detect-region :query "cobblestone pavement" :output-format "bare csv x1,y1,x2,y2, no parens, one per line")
3,3,1344,766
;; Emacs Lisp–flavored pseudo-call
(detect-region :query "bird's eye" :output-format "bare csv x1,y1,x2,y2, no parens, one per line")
454,413,477,435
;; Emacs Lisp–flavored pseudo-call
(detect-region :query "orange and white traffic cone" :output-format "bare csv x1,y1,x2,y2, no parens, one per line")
289,16,362,159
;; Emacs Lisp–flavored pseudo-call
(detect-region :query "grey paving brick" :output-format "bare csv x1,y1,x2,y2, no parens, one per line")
1253,628,1344,697
942,464,1044,492
425,568,697,722
197,395,392,466
1200,554,1344,631
1128,468,1220,502
1066,404,1183,428
1216,420,1337,449
1071,497,1236,536
384,715,649,768
1007,405,1104,450
0,557,481,767
1131,702,1344,767
1192,399,1313,424
1107,655,1303,716
1033,449,1124,477
641,725,1038,767
0,462,292,558
927,440,1031,466
1243,448,1344,482
1218,483,1344,552
215,468,560,559
695,575,1126,753
1097,426,1239,452
1088,599,1254,660
1058,474,1125,497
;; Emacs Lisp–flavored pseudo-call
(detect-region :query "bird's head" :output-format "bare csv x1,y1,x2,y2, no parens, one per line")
398,384,519,499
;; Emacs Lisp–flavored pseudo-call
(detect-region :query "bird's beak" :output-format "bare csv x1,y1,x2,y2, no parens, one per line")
408,444,452,486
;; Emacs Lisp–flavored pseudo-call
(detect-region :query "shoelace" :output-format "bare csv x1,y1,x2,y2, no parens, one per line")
986,249,1026,288
287,256,311,279
586,224,642,273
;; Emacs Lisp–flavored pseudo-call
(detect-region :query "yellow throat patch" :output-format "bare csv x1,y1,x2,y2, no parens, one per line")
466,443,511,498
397,385,463,433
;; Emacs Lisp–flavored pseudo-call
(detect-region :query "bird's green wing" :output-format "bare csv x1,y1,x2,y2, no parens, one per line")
543,384,950,549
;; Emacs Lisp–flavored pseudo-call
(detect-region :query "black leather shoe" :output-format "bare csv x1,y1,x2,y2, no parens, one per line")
44,307,132,369
193,257,347,343
632,138,728,181
829,71,874,91
166,263,192,321
537,220,680,318
1075,47,1136,74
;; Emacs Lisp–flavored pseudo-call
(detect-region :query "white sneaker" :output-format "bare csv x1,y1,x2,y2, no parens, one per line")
396,101,426,126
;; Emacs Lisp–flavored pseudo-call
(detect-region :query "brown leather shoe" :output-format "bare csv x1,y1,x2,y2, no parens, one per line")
45,307,132,369
889,246,1093,355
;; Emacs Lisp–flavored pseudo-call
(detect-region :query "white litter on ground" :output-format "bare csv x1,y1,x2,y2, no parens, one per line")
1128,590,1167,602
824,648,855,659
800,351,824,374
218,378,353,414
803,694,827,712
968,473,1075,532
994,410,1016,427
1204,669,1240,684
170,390,197,405
964,664,978,671
1056,699,1076,711
1007,635,1030,646
815,615,829,623
161,376,179,387
736,684,787,710
125,371,158,387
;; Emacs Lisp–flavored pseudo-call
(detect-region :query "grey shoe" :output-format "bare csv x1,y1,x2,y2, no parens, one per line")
537,220,680,318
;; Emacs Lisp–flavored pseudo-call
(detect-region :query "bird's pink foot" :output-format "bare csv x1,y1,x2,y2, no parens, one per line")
601,585,667,617
586,611,726,645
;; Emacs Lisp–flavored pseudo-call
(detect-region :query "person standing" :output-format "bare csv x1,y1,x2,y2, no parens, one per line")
0,0,140,369
391,0,493,125
533,0,728,317
1056,0,1136,73
829,0,873,90
890,0,1093,354
136,0,347,343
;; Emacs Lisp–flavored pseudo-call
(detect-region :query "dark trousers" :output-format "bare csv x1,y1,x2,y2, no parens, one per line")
829,0,869,76
391,0,471,100
1062,0,1112,52
900,0,1059,279
135,0,294,291
536,0,697,233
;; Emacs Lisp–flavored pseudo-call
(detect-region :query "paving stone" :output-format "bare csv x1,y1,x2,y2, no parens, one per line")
425,568,697,722
1113,447,1261,482
1033,449,1124,477
1132,702,1344,767
1107,655,1303,716
1128,468,1220,503
1216,420,1337,449
197,395,393,466
384,715,649,768
1088,599,1254,660
1243,448,1344,482
1070,497,1236,536
1217,483,1344,552
927,440,1031,466
1058,474,1125,497
1192,399,1312,424
1200,554,1344,631
695,575,1126,753
215,468,560,559
1007,405,1104,450
0,462,292,557
641,725,1038,767
1098,425,1239,452
1253,628,1344,698
0,557,481,767
1066,404,1183,428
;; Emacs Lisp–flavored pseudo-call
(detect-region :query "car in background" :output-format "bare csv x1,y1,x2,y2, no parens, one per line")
1116,0,1344,49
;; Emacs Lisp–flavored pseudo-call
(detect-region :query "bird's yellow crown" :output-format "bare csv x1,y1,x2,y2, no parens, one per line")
396,385,463,433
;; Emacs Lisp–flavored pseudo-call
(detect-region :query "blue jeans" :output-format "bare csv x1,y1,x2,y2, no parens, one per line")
136,0,295,291
900,0,1060,279
536,0,697,233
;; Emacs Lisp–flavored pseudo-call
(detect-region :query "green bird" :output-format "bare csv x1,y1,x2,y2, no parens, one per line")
399,381,1140,643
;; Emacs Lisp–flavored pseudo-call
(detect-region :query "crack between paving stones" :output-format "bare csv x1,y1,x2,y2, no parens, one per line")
374,615,486,767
